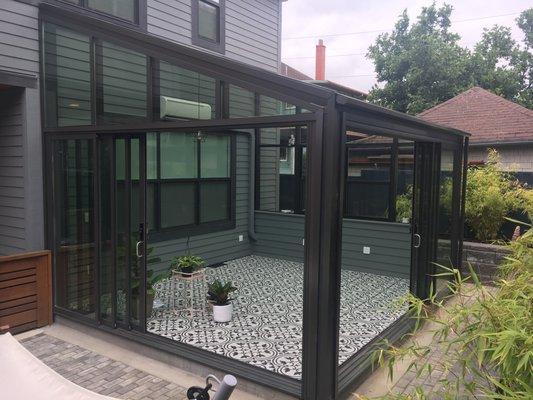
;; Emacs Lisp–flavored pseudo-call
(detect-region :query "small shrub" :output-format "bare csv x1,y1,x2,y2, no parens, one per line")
207,279,237,306
465,149,524,241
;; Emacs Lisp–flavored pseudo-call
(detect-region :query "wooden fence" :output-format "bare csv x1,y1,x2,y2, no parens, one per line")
0,250,52,334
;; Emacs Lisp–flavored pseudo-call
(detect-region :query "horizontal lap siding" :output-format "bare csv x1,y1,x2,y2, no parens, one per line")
149,135,252,273
147,0,281,73
0,1,39,76
253,212,412,277
0,89,26,255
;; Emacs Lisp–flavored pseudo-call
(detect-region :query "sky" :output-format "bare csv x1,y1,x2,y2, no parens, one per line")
281,0,531,93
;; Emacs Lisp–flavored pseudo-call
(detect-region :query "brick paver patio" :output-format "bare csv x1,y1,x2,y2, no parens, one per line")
20,333,188,400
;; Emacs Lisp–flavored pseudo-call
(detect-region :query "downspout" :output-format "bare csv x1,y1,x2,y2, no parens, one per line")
248,130,258,242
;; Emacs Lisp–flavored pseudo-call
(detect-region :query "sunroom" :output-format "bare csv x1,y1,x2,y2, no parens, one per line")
41,4,468,399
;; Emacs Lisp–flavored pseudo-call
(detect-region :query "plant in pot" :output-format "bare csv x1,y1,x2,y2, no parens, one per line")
207,279,237,323
170,254,205,276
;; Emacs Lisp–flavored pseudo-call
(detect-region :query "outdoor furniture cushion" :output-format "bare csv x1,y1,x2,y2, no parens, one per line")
0,332,119,400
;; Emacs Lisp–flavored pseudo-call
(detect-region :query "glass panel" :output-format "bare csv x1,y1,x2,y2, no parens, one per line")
200,181,229,222
201,134,230,178
53,139,95,318
161,183,196,228
436,149,455,292
229,85,255,118
130,138,141,327
198,0,219,41
98,42,147,123
260,95,296,116
345,135,392,219
396,141,415,223
88,0,136,22
147,133,157,180
43,23,91,127
159,61,216,120
99,139,113,321
160,133,197,179
115,139,128,323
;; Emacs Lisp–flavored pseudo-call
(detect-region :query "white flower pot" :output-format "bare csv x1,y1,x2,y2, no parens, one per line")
213,303,233,322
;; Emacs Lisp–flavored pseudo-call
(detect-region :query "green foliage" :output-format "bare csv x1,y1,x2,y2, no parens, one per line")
367,5,533,113
396,185,413,222
170,254,204,274
369,225,533,399
465,150,524,241
207,279,237,306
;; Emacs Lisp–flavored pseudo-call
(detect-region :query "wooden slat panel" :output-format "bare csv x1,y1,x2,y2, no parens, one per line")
0,250,51,333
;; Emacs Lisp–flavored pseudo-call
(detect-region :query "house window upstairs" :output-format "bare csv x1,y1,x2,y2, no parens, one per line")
192,0,225,53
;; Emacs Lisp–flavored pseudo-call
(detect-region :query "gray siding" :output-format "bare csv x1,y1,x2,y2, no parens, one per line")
148,134,252,273
0,88,26,255
253,211,412,277
0,1,40,76
147,0,281,72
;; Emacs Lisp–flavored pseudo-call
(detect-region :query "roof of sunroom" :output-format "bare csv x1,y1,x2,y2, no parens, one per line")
40,2,469,143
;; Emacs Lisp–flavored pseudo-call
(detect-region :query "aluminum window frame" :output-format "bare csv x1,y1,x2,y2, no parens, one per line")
191,0,226,54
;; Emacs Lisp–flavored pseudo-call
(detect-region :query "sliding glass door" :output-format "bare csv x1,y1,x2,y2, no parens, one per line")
51,134,147,331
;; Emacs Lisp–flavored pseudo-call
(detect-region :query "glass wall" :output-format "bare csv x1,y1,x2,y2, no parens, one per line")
52,139,96,318
43,24,92,127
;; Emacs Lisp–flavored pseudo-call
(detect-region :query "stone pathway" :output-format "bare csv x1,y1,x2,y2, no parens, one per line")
20,333,188,400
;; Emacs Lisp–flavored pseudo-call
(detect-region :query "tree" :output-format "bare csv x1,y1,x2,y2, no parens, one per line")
367,4,533,113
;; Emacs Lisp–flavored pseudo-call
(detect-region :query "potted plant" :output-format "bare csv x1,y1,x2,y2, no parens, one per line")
207,279,237,323
170,254,205,276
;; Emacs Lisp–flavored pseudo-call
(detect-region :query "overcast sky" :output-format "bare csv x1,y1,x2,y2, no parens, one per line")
281,0,531,92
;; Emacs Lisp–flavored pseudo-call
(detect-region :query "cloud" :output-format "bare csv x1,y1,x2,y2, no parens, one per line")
281,0,530,92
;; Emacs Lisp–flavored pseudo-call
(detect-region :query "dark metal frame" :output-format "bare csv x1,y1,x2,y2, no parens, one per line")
191,0,226,53
39,4,470,399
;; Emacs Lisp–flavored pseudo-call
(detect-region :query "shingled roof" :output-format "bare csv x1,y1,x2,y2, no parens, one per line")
418,87,533,144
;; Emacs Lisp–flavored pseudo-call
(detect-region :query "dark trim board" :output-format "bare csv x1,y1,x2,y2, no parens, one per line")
0,70,38,88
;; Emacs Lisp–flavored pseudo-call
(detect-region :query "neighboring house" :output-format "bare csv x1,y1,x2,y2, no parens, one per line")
281,40,367,100
419,86,533,185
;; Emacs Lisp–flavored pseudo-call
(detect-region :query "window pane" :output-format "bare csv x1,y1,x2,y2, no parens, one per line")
200,182,229,222
160,133,197,178
161,183,196,228
229,85,255,118
44,23,91,127
88,0,135,22
260,95,296,116
98,42,147,123
159,61,215,120
201,134,230,178
198,1,219,41
147,133,157,180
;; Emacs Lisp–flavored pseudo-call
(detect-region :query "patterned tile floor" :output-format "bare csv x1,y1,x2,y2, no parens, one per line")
147,255,408,379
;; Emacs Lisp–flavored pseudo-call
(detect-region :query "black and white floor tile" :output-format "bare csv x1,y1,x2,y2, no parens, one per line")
147,255,408,379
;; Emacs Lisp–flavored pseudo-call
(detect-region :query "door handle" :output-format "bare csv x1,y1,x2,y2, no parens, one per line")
136,241,143,258
413,234,421,248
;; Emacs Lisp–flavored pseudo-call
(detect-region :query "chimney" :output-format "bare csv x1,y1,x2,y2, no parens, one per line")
315,39,326,80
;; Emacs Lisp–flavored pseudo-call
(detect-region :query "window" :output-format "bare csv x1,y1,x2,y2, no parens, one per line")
146,132,234,238
96,41,147,124
192,0,225,53
43,23,92,127
62,0,142,25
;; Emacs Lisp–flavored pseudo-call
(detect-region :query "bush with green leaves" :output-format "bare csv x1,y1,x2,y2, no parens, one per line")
170,254,204,274
465,149,525,242
370,221,533,399
207,279,237,306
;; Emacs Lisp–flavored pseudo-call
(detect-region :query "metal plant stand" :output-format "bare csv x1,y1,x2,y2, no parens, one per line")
170,268,207,315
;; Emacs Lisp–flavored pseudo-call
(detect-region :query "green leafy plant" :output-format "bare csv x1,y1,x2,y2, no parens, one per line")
465,149,525,241
207,279,237,306
170,255,204,274
396,185,413,223
368,221,533,399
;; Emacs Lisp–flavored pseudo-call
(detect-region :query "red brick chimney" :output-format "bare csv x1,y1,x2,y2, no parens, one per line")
315,39,326,80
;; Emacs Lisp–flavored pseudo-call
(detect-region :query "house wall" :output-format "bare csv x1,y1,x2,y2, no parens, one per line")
147,0,282,72
147,134,252,273
252,211,412,277
469,145,533,172
0,1,43,255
